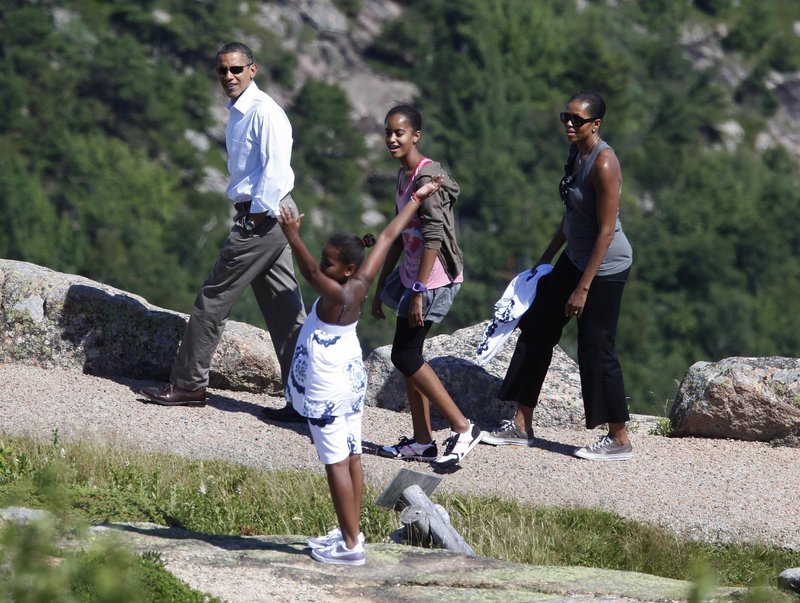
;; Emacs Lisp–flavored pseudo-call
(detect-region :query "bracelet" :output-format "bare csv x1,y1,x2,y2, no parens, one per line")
410,192,422,205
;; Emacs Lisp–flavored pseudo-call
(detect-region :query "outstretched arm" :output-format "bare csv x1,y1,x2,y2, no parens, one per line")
278,207,346,304
357,176,443,292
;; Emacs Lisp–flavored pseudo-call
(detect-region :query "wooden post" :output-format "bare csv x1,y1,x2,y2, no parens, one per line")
375,467,442,510
398,484,475,556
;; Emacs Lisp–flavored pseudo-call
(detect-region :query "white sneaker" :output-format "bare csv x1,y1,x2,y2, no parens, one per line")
432,422,482,467
307,528,364,550
310,538,366,566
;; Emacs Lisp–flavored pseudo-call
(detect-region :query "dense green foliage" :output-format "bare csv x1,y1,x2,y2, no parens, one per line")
0,0,237,314
2,0,800,413
2,433,799,598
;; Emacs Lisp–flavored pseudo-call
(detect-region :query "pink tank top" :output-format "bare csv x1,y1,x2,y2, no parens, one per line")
396,157,463,290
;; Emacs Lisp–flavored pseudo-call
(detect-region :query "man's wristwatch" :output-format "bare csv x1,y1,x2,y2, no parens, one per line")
412,281,428,293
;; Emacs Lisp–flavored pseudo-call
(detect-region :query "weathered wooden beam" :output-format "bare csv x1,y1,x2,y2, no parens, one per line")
375,467,442,510
398,484,475,556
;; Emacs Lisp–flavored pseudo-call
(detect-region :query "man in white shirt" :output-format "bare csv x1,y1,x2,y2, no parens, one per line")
142,42,306,420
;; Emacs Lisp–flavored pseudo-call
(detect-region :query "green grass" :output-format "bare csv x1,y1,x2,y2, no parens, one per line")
0,508,222,602
1,431,799,602
649,416,674,437
439,493,799,590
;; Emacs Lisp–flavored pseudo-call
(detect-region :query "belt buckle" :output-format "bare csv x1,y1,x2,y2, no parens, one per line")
233,203,255,234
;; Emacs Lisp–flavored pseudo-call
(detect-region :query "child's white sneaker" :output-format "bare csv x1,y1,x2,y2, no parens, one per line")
432,422,482,467
310,538,366,566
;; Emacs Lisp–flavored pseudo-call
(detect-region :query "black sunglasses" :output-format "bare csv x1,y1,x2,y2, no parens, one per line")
559,112,596,129
217,64,253,76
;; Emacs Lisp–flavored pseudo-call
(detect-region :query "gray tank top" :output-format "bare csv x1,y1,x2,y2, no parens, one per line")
561,140,633,276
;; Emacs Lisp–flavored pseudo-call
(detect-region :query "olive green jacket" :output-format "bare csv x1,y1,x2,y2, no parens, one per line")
414,161,464,281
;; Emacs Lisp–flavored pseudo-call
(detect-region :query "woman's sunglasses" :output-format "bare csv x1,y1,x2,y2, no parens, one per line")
559,112,596,129
217,64,253,76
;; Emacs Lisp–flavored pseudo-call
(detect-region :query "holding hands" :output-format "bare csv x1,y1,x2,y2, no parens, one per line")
278,203,303,243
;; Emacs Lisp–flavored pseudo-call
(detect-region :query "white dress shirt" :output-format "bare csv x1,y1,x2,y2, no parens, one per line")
226,81,295,216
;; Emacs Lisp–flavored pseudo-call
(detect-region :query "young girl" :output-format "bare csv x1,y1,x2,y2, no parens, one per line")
372,104,481,467
279,175,443,566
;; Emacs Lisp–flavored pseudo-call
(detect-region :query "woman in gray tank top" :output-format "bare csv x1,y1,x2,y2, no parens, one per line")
482,91,634,461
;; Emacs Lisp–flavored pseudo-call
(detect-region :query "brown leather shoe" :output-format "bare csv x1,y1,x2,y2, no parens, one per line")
141,384,207,406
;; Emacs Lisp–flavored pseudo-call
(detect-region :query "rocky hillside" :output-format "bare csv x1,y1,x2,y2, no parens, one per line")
257,1,416,137
255,1,800,163
681,20,800,160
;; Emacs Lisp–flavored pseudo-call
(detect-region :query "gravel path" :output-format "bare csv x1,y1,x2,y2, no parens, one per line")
1,362,798,552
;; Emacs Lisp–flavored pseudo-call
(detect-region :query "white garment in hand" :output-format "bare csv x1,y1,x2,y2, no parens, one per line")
475,264,553,366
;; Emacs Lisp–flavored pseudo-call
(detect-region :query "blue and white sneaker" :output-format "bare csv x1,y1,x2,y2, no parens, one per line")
310,538,366,566
307,528,364,550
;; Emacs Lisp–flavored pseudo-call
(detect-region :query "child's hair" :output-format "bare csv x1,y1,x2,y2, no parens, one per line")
385,104,422,132
327,233,376,269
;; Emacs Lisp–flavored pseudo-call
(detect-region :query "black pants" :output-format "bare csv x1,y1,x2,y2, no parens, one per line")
498,253,630,429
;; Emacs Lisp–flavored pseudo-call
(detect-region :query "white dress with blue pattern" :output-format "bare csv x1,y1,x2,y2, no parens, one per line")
285,299,366,419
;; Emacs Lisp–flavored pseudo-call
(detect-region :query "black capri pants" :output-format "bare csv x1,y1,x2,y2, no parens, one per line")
498,253,630,429
390,319,433,377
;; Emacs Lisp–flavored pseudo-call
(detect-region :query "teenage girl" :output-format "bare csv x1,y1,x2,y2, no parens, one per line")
372,104,482,467
279,175,443,566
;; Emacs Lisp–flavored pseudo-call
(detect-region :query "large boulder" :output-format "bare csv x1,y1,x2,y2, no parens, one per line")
0,259,282,392
778,568,800,595
669,357,800,445
364,322,585,429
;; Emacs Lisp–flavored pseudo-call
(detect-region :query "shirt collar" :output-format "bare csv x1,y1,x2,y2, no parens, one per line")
227,80,260,114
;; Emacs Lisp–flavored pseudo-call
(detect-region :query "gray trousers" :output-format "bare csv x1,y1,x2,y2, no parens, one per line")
170,210,306,391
